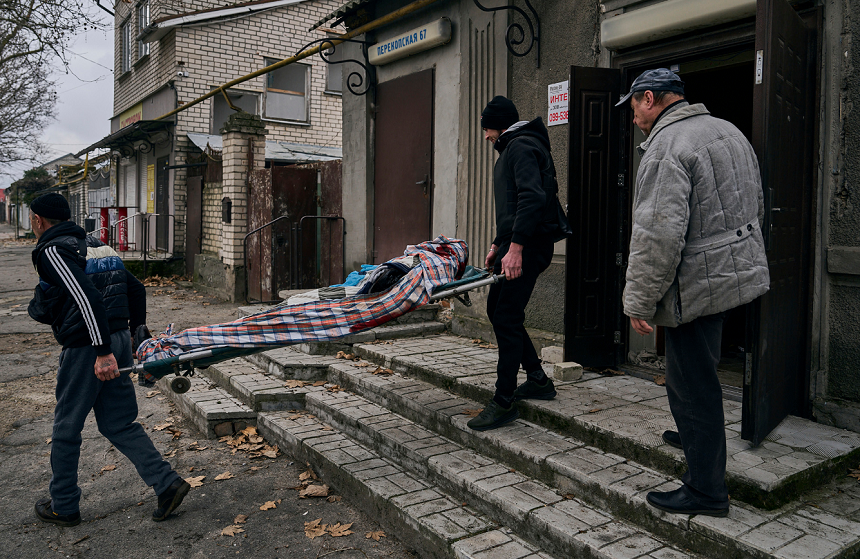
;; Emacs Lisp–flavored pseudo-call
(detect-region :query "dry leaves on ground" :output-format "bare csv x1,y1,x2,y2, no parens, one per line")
372,366,394,376
219,426,279,458
587,408,602,414
142,275,188,287
366,530,386,541
100,464,116,473
299,484,329,498
471,339,497,349
163,449,177,458
284,379,308,388
187,441,208,451
299,465,319,482
326,384,344,393
335,351,360,361
215,471,235,481
153,422,172,431
304,518,328,539
221,525,245,537
328,522,354,537
462,409,482,418
259,500,279,510
186,476,205,488
287,410,317,421
654,375,666,386
234,514,248,524
327,495,342,503
849,466,860,481
146,390,160,398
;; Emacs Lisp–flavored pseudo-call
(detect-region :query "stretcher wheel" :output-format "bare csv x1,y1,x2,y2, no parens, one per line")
170,376,192,394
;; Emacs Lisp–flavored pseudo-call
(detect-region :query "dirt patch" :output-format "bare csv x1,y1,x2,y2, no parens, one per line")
0,333,58,354
0,371,56,439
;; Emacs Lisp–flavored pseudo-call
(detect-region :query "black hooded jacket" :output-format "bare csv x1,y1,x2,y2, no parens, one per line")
492,117,565,247
28,221,146,354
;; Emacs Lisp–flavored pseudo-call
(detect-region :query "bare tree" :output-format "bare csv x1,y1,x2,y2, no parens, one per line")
0,0,105,171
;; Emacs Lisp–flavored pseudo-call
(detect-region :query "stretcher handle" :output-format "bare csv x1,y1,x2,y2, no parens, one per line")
428,273,505,302
118,348,216,375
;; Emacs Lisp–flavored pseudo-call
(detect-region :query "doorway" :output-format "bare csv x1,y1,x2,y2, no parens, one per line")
625,48,756,391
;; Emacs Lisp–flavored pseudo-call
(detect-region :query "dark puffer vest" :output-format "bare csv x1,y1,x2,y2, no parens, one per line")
29,221,131,351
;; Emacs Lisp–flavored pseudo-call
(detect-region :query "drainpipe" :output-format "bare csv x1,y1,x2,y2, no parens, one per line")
152,0,444,122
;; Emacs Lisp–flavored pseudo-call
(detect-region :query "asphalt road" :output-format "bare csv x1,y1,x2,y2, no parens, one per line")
0,223,415,559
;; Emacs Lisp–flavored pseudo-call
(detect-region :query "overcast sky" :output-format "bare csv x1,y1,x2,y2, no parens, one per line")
1,20,114,190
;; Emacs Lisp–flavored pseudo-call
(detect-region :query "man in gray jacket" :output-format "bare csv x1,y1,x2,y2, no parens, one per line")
618,69,769,517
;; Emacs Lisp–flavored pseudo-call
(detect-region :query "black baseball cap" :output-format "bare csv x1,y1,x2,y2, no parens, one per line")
616,68,685,107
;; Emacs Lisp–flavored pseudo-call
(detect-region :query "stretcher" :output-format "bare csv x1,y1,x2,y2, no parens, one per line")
120,271,504,394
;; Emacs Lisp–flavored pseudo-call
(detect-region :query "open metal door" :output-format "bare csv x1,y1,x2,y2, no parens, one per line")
564,67,624,368
743,0,815,446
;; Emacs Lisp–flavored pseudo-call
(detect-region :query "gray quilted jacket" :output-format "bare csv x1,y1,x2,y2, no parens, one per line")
623,102,770,325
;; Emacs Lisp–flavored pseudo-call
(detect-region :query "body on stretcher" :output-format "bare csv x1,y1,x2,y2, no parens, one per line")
120,271,504,394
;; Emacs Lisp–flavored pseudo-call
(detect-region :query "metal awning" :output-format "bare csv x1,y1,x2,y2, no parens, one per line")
309,0,374,31
186,133,342,163
76,120,174,157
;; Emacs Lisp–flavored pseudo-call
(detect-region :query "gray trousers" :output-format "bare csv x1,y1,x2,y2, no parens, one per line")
50,329,180,515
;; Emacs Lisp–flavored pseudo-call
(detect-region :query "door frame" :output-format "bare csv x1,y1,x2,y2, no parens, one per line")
606,10,822,415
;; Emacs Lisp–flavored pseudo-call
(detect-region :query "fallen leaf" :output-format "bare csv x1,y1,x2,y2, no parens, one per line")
299,484,329,498
221,525,245,537
215,471,235,481
46,438,51,445
312,381,327,387
260,500,277,510
327,495,342,503
241,426,259,437
153,423,172,431
366,530,386,541
101,464,116,473
284,380,307,388
234,514,248,524
187,476,205,488
326,384,343,392
299,466,318,481
304,518,327,539
146,390,160,398
462,409,482,418
654,375,666,386
163,449,176,458
588,408,602,414
327,522,354,537
562,494,576,500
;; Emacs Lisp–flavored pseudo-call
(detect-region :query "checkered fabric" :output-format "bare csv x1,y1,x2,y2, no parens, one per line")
137,237,468,365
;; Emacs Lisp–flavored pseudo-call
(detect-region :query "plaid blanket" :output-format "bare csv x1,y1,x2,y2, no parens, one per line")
137,236,468,365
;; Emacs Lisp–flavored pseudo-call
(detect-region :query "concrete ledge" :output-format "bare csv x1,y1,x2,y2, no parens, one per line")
827,246,860,275
158,374,256,439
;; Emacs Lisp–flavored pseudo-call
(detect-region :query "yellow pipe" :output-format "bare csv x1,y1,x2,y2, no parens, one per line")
56,153,90,187
154,0,444,122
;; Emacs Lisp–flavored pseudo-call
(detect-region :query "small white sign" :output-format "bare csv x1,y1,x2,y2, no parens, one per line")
548,81,569,127
369,18,452,66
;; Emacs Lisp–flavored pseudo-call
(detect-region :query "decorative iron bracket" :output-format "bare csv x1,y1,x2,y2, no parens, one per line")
297,37,375,96
473,0,540,67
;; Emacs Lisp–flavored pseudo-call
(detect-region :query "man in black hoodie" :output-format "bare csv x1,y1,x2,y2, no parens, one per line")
468,96,569,431
27,193,189,526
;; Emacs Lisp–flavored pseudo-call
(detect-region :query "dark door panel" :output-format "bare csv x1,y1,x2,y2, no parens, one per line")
565,67,623,368
743,0,814,445
156,156,169,251
373,70,433,263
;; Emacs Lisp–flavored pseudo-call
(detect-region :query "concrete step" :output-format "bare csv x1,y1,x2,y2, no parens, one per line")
350,335,860,511
321,360,860,559
257,409,555,559
156,373,256,438
301,387,703,559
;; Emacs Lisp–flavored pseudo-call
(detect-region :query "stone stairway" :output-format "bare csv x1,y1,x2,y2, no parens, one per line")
158,321,860,559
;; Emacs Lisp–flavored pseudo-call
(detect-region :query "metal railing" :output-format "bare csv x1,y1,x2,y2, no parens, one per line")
244,214,346,304
88,212,175,277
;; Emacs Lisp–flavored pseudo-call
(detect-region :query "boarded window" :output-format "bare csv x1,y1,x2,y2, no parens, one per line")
264,58,309,122
137,1,150,59
211,89,260,134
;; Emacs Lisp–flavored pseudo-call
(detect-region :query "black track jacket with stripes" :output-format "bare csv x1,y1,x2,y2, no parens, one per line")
29,221,144,355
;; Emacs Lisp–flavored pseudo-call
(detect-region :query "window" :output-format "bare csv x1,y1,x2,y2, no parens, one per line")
137,1,150,59
120,21,132,73
211,89,260,134
263,58,309,122
325,36,342,94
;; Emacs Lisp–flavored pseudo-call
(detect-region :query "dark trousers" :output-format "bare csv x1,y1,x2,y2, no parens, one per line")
664,312,729,506
50,329,180,515
487,241,553,405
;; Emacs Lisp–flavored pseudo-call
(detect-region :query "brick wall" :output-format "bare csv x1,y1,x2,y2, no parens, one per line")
201,180,223,255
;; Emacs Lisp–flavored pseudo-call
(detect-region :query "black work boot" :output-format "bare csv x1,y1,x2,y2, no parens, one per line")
35,498,81,527
153,478,190,522
662,430,683,449
512,377,557,402
467,400,519,431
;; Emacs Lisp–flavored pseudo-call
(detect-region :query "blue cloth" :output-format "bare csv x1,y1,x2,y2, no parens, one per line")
50,329,180,514
331,264,377,288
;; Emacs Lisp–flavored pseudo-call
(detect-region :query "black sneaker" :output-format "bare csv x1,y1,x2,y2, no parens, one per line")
662,430,683,450
512,377,557,402
35,498,81,527
466,400,519,431
153,478,190,522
